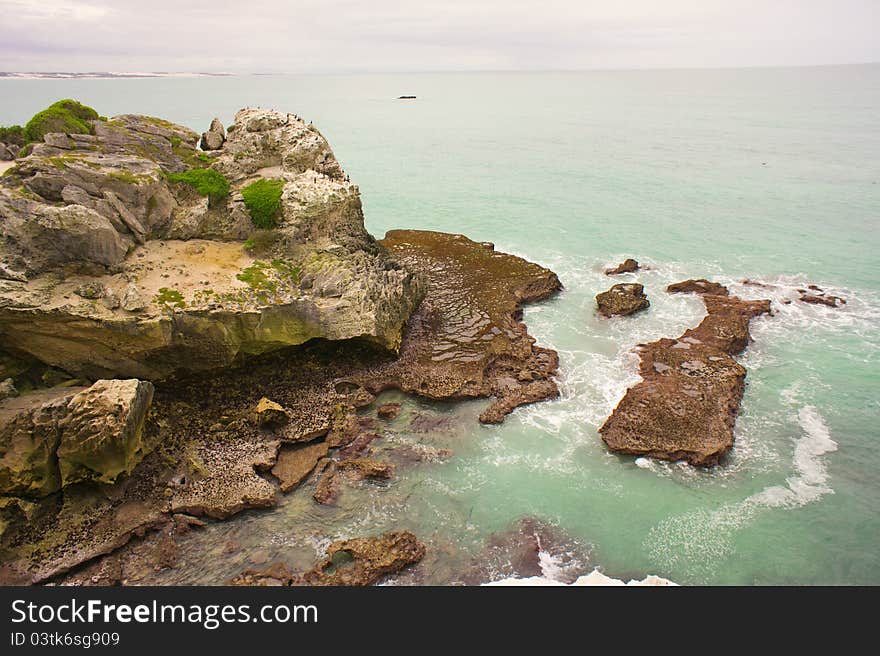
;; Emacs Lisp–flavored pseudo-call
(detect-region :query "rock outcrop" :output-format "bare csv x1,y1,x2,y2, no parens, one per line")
0,108,424,380
0,107,563,585
356,230,563,425
599,281,770,466
596,283,649,317
0,379,154,496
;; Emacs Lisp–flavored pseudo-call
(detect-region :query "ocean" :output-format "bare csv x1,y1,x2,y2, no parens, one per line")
2,65,878,584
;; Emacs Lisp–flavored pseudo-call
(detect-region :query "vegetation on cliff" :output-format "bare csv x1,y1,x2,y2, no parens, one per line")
167,168,230,206
22,99,100,144
241,178,284,228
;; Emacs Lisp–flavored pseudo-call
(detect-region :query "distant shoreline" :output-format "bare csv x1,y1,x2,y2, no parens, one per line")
0,72,234,80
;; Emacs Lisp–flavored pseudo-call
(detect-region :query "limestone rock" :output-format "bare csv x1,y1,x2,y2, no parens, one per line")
596,283,649,317
199,118,225,151
337,457,394,480
605,258,639,275
55,379,155,486
0,144,14,161
0,379,154,495
302,531,426,586
0,108,425,379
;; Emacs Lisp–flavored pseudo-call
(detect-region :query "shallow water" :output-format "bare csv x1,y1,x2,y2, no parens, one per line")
2,65,878,584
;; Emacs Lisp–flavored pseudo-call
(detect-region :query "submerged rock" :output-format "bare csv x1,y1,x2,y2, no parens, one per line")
599,281,770,466
798,286,845,308
596,283,649,317
605,258,639,275
376,402,401,419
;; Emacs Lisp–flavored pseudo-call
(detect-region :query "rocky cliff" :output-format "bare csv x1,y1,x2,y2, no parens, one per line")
0,108,423,380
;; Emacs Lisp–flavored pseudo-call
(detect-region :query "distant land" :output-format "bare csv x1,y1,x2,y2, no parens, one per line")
0,72,234,80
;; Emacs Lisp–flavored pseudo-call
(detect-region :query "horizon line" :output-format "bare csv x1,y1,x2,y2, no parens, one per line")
1,61,878,78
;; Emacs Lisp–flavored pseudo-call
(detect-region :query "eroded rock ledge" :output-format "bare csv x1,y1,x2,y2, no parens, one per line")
599,280,771,466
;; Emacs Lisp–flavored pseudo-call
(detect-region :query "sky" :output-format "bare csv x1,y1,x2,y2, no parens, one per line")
0,0,877,73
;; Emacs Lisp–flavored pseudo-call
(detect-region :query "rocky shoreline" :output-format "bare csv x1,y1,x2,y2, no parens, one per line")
0,101,564,584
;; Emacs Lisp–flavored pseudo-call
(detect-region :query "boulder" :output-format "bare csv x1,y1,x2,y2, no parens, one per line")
596,283,649,317
605,258,639,275
0,379,155,495
0,144,14,161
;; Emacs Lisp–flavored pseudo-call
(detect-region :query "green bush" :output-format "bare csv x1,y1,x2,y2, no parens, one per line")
23,99,99,144
167,168,230,206
241,179,284,229
0,125,25,147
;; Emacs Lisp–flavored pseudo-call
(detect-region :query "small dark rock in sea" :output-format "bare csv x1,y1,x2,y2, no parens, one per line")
596,283,649,317
605,258,639,275
666,278,729,296
398,95,417,99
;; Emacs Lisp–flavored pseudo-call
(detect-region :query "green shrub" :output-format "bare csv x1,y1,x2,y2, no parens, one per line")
0,125,25,147
241,178,284,229
167,168,230,206
23,99,99,144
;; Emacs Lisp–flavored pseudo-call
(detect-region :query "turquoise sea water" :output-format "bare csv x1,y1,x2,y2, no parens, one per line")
2,66,878,584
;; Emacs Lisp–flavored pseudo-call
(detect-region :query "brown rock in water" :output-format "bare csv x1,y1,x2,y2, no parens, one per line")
599,281,770,466
302,531,425,586
460,516,591,585
337,432,379,460
666,279,729,296
337,458,394,480
271,441,329,492
252,397,288,428
229,531,425,587
312,459,339,505
596,283,650,317
376,402,401,419
798,287,845,308
605,258,639,275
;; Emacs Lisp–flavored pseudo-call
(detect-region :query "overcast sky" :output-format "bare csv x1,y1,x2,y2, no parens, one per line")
1,0,877,73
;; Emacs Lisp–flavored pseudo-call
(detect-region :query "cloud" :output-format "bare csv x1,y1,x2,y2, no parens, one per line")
0,0,877,72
